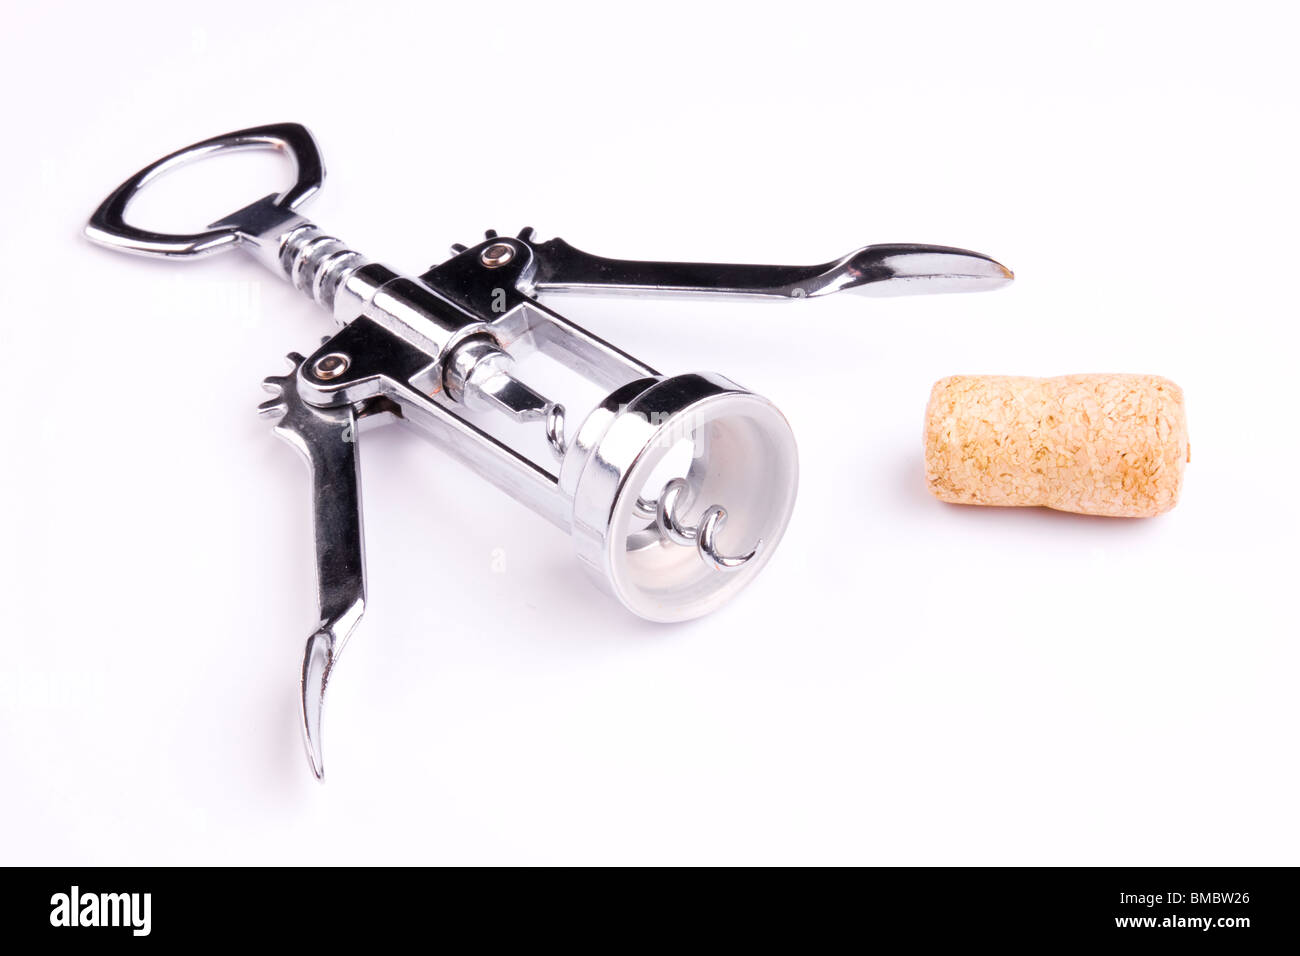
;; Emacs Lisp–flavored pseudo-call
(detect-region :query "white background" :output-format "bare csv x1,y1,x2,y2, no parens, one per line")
1,1,1296,865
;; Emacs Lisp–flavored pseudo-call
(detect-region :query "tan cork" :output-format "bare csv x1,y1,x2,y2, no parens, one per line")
924,374,1188,517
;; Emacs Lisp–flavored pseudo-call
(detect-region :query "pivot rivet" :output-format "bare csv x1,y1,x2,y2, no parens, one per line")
312,352,350,380
481,243,514,268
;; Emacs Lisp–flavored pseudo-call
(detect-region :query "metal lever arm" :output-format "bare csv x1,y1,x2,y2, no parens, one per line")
528,237,1013,299
260,354,366,781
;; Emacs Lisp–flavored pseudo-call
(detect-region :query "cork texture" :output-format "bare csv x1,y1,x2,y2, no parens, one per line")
924,374,1188,517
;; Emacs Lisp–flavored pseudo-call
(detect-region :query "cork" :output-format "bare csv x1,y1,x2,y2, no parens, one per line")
923,374,1188,517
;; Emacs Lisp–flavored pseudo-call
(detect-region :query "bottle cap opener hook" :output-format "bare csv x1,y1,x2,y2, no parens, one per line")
87,123,324,259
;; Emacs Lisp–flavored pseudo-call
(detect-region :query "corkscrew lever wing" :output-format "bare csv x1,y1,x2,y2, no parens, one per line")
258,356,364,781
527,236,1014,299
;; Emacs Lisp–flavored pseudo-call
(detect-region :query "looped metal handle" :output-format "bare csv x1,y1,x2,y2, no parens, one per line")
84,122,324,259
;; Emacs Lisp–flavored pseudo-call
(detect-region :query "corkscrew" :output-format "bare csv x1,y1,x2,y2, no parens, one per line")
86,123,1013,778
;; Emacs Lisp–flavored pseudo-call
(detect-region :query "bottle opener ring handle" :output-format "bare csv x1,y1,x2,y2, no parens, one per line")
85,122,324,259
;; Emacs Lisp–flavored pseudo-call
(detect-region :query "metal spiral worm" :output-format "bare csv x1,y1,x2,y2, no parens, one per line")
654,477,759,572
545,405,757,571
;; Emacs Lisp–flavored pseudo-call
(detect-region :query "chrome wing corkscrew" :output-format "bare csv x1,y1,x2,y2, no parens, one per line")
86,123,1013,778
